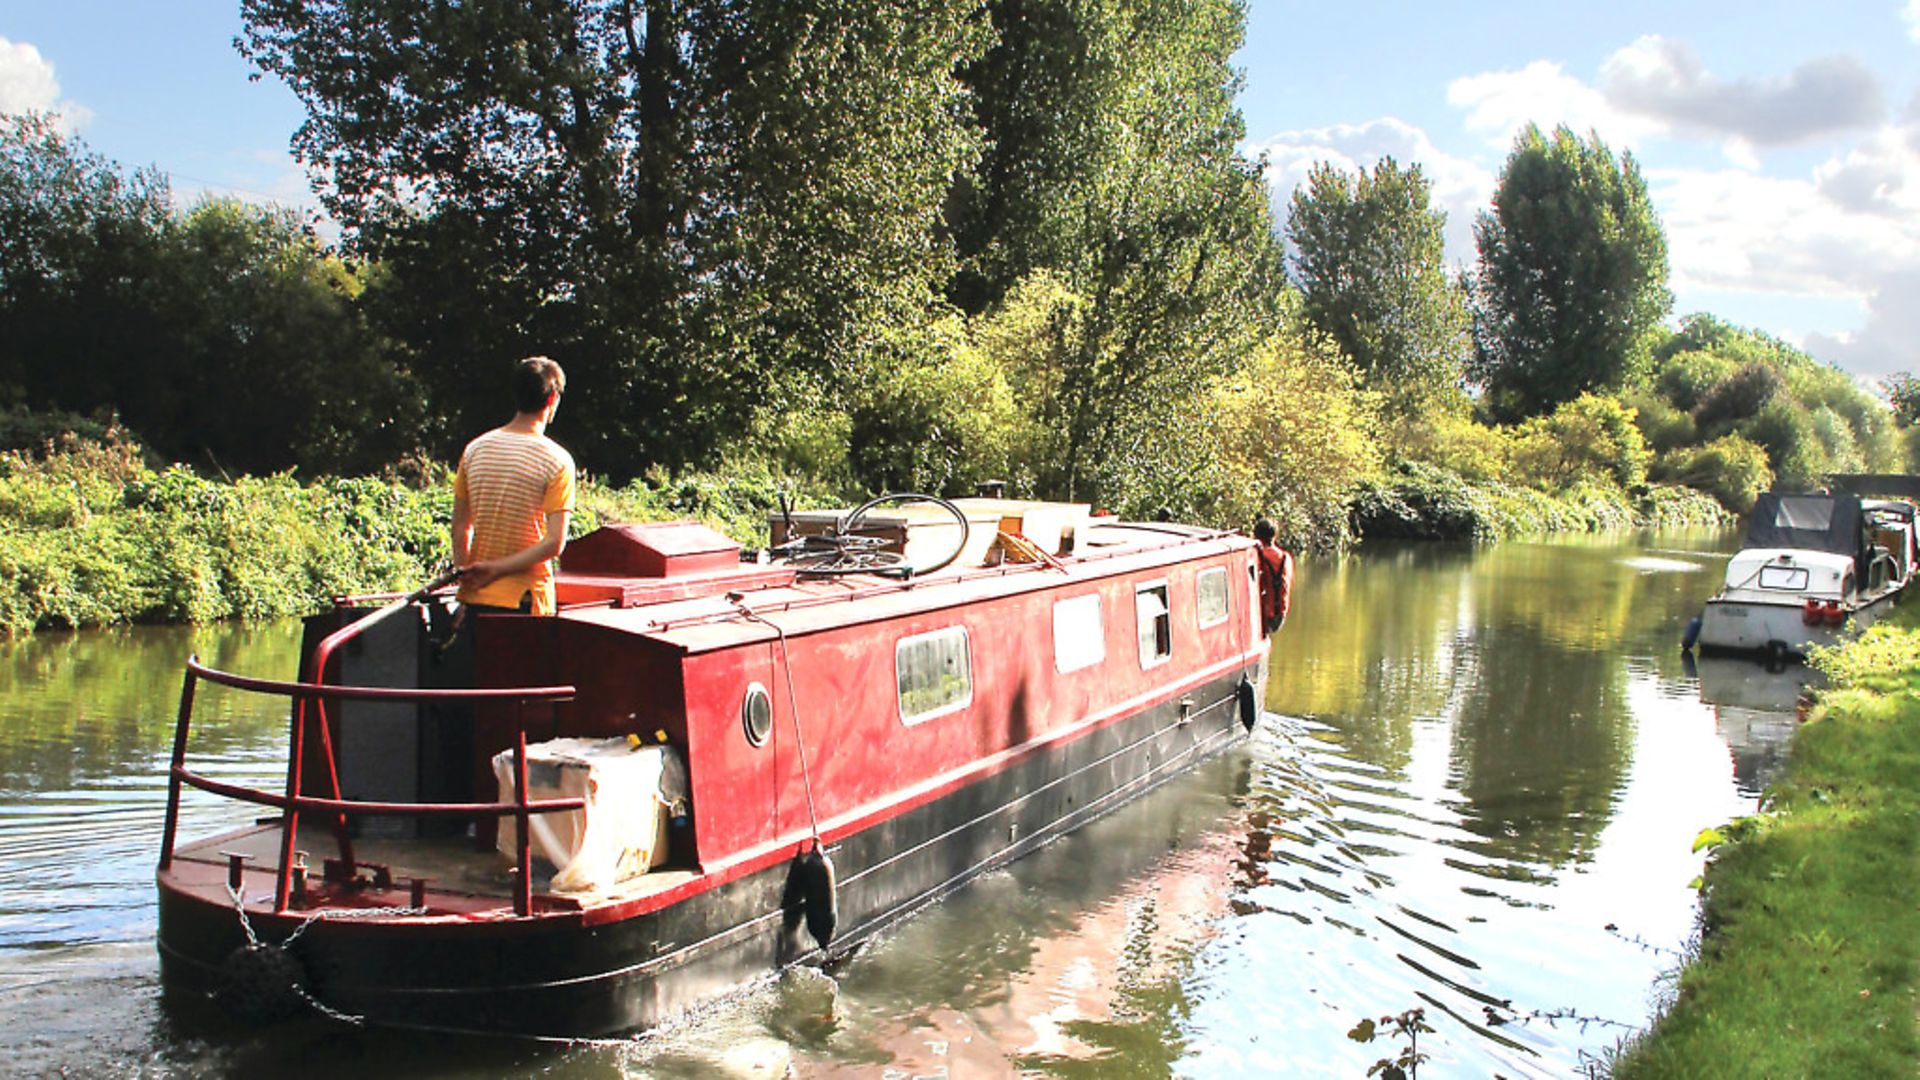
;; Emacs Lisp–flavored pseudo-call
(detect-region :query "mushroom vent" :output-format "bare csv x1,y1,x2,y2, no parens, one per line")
560,522,740,579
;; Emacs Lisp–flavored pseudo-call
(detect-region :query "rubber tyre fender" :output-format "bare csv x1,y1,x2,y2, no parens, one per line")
781,847,838,951
213,941,309,1025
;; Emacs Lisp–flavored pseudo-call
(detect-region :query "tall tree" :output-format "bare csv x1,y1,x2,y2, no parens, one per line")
0,115,412,473
1468,124,1670,421
240,0,988,474
946,0,1118,316
948,0,1280,502
1286,157,1466,416
0,112,172,418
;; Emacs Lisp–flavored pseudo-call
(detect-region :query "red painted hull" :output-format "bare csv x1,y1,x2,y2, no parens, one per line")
156,512,1269,1035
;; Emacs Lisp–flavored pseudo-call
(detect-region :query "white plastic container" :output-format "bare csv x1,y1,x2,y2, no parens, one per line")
492,737,688,893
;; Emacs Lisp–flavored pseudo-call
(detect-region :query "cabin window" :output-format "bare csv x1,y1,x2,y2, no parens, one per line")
1196,567,1230,627
1771,497,1834,530
742,683,773,747
1053,594,1106,673
896,627,973,725
1136,582,1172,668
1758,566,1810,591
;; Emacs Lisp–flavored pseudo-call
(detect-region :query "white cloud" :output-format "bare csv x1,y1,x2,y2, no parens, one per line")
1434,42,1920,379
1446,59,1665,150
1905,0,1920,44
0,36,90,128
0,37,60,114
1815,122,1920,217
1650,150,1920,377
1600,35,1882,147
1804,270,1920,378
1246,116,1494,267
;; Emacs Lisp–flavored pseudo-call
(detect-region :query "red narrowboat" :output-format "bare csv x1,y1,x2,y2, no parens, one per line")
155,495,1271,1036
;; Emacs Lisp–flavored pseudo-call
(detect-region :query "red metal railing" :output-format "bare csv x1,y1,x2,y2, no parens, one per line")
160,650,578,918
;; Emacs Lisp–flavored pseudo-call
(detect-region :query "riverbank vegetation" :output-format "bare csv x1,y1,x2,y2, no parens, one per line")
4,2,1914,637
1610,613,1920,1077
0,412,842,637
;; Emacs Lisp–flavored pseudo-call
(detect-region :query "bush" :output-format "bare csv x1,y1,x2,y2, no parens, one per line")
844,316,1028,497
577,460,850,549
1638,483,1734,528
1508,393,1650,491
1694,361,1784,435
0,403,130,456
1,432,452,636
1349,462,1490,540
1655,348,1738,413
1654,434,1773,512
1386,408,1511,483
1348,460,1726,542
1623,386,1694,452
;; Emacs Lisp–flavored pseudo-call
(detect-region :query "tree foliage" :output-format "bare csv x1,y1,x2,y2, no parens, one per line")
1639,315,1901,493
1508,393,1650,491
1286,156,1466,415
1468,125,1671,421
935,0,1279,502
240,0,990,475
0,114,415,475
843,316,1026,497
0,112,171,417
1884,373,1920,428
1693,361,1784,435
1196,322,1382,544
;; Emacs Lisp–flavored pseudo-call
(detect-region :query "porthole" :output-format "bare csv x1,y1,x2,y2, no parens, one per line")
742,682,772,747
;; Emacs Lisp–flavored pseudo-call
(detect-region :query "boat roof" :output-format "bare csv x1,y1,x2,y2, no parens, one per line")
549,511,1249,655
1742,492,1869,559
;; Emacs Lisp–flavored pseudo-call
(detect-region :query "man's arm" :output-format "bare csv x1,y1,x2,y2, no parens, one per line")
451,490,475,567
460,509,570,589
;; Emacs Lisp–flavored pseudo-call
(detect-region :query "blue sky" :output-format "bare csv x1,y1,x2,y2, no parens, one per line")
5,2,1917,380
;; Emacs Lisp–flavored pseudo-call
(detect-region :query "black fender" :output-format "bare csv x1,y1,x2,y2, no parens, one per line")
214,940,309,1025
781,847,838,950
1237,676,1259,732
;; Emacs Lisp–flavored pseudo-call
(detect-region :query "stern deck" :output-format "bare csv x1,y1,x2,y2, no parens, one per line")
170,824,700,914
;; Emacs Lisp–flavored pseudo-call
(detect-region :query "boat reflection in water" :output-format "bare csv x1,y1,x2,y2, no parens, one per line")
1686,652,1812,797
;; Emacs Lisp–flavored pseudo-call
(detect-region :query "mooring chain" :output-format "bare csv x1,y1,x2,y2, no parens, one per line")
222,883,426,1025
281,902,429,947
224,883,264,949
286,982,366,1026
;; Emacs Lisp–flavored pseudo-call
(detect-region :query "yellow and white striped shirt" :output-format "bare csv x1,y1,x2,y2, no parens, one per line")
453,429,576,614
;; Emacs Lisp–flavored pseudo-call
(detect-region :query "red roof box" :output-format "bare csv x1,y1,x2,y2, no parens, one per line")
561,522,739,578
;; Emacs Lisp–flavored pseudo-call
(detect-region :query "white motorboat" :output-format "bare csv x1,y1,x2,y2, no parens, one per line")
1695,492,1916,658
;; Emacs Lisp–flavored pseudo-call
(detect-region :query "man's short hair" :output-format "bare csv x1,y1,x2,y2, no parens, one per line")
512,356,566,414
1253,518,1276,542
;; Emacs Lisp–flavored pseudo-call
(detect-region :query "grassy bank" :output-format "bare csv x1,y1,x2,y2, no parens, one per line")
1349,461,1731,541
1611,610,1920,1077
0,433,837,638
1,424,1731,638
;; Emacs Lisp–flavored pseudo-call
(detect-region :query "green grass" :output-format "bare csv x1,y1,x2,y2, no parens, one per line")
1611,606,1920,1078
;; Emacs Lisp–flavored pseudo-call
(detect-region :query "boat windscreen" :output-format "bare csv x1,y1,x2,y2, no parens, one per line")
1743,493,1866,558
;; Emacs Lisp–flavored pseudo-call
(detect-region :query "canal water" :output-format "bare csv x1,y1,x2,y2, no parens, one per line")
0,529,1784,1077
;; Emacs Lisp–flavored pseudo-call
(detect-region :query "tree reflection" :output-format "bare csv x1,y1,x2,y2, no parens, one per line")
0,622,301,792
1272,533,1731,872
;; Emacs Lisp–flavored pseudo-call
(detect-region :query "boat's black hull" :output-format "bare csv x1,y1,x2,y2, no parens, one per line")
156,664,1256,1037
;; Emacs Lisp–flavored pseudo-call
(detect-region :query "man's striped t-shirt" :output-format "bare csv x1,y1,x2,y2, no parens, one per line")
453,428,576,613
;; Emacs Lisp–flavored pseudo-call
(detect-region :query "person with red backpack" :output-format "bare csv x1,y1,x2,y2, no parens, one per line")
1253,518,1293,634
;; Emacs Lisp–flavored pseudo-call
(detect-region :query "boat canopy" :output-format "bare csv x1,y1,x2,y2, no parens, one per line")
1744,493,1870,566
